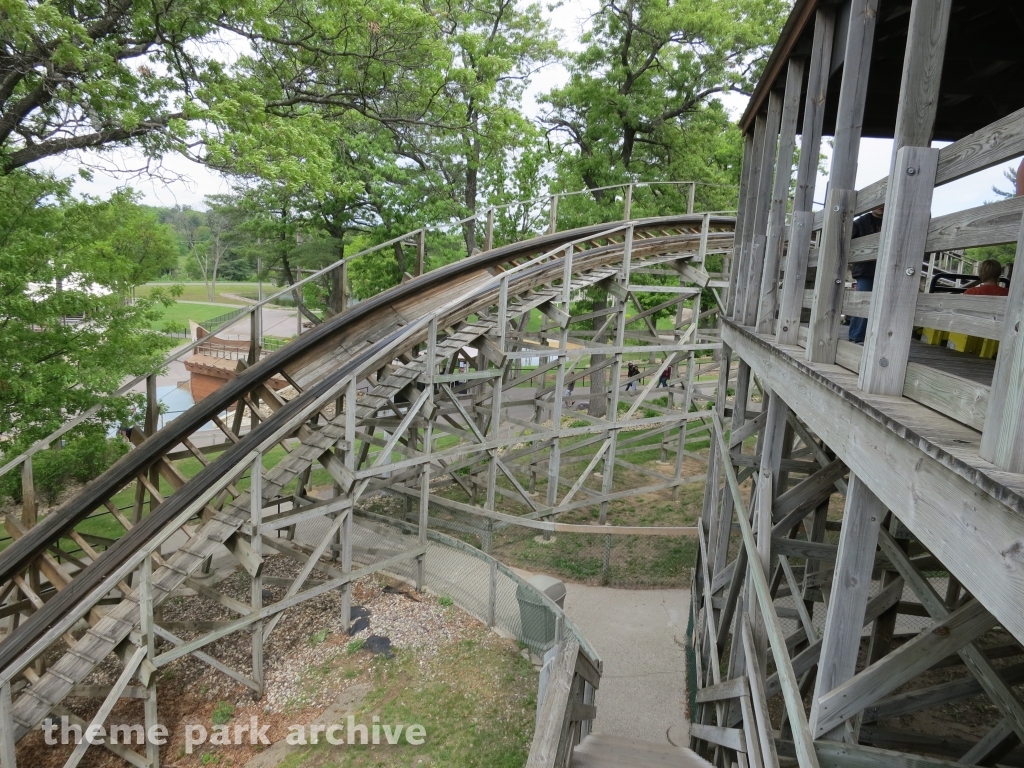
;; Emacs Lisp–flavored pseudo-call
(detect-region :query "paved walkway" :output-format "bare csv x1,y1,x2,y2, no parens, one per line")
562,582,692,747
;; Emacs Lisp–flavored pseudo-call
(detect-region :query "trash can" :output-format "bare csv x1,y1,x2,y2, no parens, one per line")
517,574,566,654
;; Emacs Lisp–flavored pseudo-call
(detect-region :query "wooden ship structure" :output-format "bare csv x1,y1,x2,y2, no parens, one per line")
690,0,1024,766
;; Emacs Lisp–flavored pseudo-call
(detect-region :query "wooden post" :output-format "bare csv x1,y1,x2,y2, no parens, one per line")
545,246,572,510
339,260,348,313
981,211,1024,471
416,229,426,276
809,474,886,740
548,195,559,235
250,453,264,698
418,319,436,591
776,7,836,346
740,89,784,326
249,309,262,365
341,378,355,629
687,182,696,215
890,0,953,164
0,679,16,768
733,116,769,322
757,57,805,333
727,133,756,318
806,189,856,364
859,146,939,394
623,183,632,221
20,456,35,530
828,0,881,192
484,207,495,251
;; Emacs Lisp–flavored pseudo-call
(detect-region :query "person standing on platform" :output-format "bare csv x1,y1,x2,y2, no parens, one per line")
848,205,885,344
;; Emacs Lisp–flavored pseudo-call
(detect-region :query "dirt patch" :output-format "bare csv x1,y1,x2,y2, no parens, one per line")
14,556,536,768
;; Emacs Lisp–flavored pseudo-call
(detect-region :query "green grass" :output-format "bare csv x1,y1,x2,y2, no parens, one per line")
276,638,536,768
147,301,237,332
139,281,261,304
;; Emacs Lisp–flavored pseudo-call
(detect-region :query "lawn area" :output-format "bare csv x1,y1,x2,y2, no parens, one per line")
139,281,261,303
147,300,241,332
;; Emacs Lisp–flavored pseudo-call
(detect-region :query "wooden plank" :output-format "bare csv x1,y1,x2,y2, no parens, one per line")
828,0,880,191
728,133,756,318
890,0,952,159
834,339,990,431
913,294,1006,340
981,211,1024,472
741,89,784,326
734,115,769,322
758,57,806,332
690,723,746,753
772,457,845,522
741,615,780,768
813,599,998,737
807,189,856,364
526,638,579,768
860,146,939,395
854,107,1024,215
849,195,1024,263
876,527,1024,746
711,411,820,768
695,676,748,704
808,474,886,741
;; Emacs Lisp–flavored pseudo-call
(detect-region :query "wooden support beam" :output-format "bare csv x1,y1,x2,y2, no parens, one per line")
758,57,805,333
981,211,1024,472
813,599,998,737
806,189,856,364
809,474,886,740
859,146,939,395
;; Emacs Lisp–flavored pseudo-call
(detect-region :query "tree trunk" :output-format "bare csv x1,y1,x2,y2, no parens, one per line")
463,134,481,257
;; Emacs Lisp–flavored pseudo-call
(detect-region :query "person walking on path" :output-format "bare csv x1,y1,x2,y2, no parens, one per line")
625,362,640,391
656,365,671,388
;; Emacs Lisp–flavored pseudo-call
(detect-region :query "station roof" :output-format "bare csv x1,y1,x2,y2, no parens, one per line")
741,0,1024,142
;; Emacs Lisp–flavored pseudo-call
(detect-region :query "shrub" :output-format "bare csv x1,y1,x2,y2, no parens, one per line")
0,429,129,505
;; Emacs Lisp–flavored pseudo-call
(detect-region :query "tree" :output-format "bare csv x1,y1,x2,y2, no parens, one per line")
0,172,180,449
540,0,787,213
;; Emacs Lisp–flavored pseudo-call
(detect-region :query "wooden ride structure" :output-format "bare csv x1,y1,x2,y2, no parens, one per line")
691,1,1024,766
0,200,734,767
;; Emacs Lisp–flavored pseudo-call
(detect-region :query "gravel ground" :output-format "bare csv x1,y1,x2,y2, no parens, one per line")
15,555,489,768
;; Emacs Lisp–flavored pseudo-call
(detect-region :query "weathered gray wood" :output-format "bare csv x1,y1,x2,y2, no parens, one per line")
834,339,990,431
959,718,1016,765
808,474,886,740
859,146,939,395
777,7,836,346
863,661,1024,723
912,294,1006,340
807,189,856,364
0,679,16,768
723,322,1024,647
741,615,780,768
813,599,998,737
728,136,756,318
695,676,748,704
772,457,845,522
712,411,820,768
690,723,746,753
734,115,770,323
853,106,1024,216
828,0,880,191
890,0,953,160
876,527,1024,746
527,638,579,768
809,739,974,768
981,211,1024,472
849,195,1024,263
758,57,805,332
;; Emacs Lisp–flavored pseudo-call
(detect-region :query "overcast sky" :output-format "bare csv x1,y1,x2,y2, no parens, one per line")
40,1,1017,217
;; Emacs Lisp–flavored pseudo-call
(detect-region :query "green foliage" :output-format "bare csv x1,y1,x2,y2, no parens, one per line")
346,638,366,654
0,172,181,447
541,0,788,211
308,628,330,646
438,595,454,607
211,701,235,726
1,429,130,505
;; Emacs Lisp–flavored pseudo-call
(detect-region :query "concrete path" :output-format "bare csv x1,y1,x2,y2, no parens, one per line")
562,582,692,747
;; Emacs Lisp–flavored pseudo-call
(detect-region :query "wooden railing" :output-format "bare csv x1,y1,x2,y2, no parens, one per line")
526,637,601,768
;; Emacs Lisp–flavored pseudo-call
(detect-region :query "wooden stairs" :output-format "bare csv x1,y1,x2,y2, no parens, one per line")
572,733,713,768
